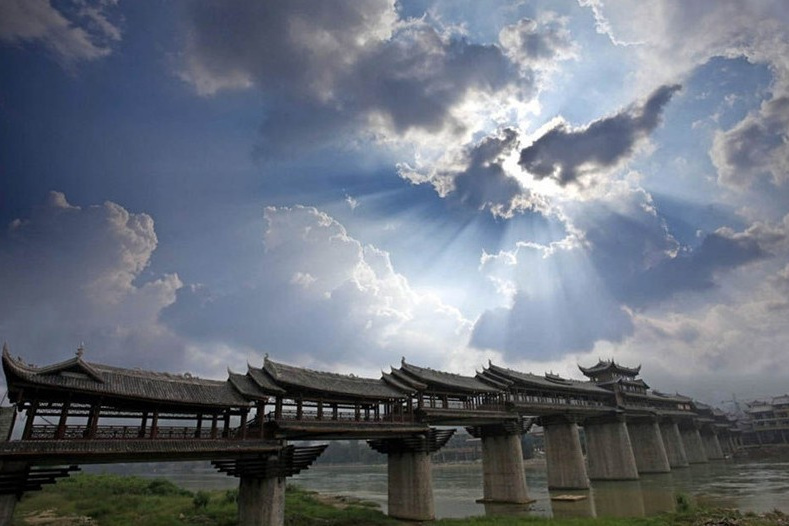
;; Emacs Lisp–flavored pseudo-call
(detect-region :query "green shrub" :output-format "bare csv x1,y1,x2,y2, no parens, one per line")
192,490,210,509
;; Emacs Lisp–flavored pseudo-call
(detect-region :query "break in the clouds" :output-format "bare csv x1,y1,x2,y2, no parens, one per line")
163,205,474,372
399,127,540,218
180,1,574,153
0,192,183,369
0,0,121,66
519,84,682,186
471,185,786,359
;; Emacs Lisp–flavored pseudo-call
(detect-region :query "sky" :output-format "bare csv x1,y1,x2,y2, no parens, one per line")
1,0,788,407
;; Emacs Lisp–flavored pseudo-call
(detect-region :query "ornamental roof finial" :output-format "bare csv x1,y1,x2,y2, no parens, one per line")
76,342,85,358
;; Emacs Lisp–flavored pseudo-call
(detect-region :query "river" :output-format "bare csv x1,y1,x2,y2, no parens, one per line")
126,456,789,520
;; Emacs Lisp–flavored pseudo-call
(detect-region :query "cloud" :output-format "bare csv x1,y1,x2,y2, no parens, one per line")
180,1,574,154
0,192,183,370
577,1,789,195
711,95,789,189
163,205,474,373
399,127,542,218
470,186,784,359
518,84,681,186
0,0,121,66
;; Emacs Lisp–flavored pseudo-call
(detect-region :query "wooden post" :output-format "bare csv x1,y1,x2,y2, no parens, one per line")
275,397,282,420
296,397,303,420
222,410,231,438
239,409,248,440
211,413,218,439
55,401,70,439
195,413,203,438
332,403,338,420
257,401,266,438
150,410,159,439
22,401,38,440
139,411,148,438
86,404,101,439
317,400,324,420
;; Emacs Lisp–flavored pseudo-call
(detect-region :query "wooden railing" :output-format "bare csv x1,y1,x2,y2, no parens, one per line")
269,410,415,424
26,425,240,440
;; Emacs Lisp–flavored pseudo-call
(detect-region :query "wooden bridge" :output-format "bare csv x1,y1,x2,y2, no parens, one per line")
0,344,739,525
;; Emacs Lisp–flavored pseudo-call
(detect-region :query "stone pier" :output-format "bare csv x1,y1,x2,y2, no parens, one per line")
584,415,639,481
238,475,285,526
0,407,19,526
659,420,689,468
388,450,434,520
368,429,454,522
541,416,589,489
479,431,531,503
700,429,724,460
627,418,670,474
678,424,708,464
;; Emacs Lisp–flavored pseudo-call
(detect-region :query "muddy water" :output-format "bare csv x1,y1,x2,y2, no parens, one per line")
289,458,789,519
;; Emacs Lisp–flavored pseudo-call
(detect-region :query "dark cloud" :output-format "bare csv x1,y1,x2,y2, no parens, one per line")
400,128,534,217
182,1,573,154
519,84,682,185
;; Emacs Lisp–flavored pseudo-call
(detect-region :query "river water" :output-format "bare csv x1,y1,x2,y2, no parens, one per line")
147,456,789,520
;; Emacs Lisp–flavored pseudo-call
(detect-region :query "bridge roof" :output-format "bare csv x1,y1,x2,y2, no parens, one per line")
396,360,501,394
650,391,693,404
261,358,407,400
578,359,641,378
2,348,248,408
483,363,610,394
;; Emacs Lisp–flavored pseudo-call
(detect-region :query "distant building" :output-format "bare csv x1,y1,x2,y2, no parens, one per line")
738,395,789,445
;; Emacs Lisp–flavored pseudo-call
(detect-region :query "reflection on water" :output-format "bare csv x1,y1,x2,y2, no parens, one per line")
291,459,789,519
118,457,789,519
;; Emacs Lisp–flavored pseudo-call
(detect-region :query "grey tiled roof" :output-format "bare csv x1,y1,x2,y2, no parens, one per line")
399,361,500,393
485,363,609,394
262,358,407,400
3,349,247,408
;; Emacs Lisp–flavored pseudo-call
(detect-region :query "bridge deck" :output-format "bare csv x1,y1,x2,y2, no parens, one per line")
0,439,281,465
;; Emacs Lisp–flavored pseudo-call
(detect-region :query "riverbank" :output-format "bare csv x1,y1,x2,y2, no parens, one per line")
11,474,789,526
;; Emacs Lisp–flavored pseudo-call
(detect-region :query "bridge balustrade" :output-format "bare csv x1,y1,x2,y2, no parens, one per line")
25,424,247,440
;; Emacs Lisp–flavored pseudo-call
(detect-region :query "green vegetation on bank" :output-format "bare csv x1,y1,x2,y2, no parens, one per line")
12,474,788,526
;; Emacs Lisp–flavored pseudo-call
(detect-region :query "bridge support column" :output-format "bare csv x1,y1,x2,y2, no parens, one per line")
0,407,19,526
388,450,434,521
238,475,285,526
659,420,689,468
472,423,531,503
678,424,708,464
368,428,454,522
541,416,589,489
701,428,724,460
627,418,670,474
584,415,639,481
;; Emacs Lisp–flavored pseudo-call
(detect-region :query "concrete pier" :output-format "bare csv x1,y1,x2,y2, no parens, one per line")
679,425,708,464
627,419,670,474
0,408,19,526
480,433,531,503
701,429,724,460
584,416,639,481
659,421,689,468
542,416,589,489
388,450,434,521
238,475,285,526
